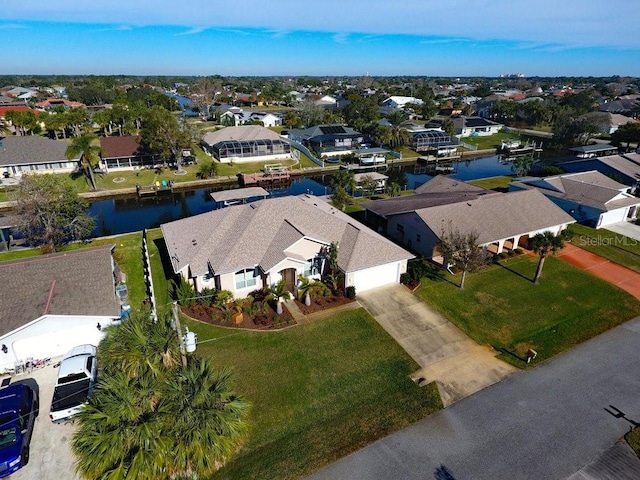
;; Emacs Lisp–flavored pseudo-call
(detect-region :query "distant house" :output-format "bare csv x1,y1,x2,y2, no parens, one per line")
202,125,291,163
161,195,413,298
408,128,459,155
99,135,159,171
382,96,424,109
219,109,282,128
559,153,640,187
510,171,640,228
0,246,121,372
288,124,364,155
568,144,619,159
35,98,85,110
363,176,574,258
583,112,638,135
354,172,388,193
452,116,503,137
0,136,79,178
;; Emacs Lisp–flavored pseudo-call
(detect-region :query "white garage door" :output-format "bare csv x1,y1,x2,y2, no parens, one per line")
351,262,400,292
599,208,627,228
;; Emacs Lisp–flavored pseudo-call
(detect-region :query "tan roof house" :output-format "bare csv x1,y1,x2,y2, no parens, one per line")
161,195,414,298
201,125,291,163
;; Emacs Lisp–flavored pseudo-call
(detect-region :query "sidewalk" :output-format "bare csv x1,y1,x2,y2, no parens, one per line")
557,244,640,300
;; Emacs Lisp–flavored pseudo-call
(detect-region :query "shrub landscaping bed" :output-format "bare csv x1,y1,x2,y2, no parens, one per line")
295,294,355,315
181,301,295,330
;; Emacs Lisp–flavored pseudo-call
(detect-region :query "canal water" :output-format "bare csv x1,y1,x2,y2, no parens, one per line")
88,155,516,237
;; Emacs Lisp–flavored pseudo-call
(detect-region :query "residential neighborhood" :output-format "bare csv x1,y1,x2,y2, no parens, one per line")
1,4,640,479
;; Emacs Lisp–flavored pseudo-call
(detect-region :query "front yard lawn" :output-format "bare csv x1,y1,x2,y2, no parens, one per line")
185,308,442,480
415,255,640,366
566,224,640,273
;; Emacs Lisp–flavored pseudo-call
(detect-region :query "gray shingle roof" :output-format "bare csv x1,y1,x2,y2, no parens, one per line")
0,246,120,336
364,177,494,218
512,171,640,212
414,189,575,246
0,135,78,167
202,126,283,146
161,195,413,277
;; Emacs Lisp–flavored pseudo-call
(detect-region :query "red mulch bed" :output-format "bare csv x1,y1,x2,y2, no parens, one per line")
294,294,355,315
181,302,295,330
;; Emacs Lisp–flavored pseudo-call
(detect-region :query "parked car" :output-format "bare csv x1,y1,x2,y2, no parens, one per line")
49,344,97,423
0,383,38,477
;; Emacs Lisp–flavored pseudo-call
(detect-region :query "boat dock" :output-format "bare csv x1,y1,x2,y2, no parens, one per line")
238,164,291,186
136,180,174,197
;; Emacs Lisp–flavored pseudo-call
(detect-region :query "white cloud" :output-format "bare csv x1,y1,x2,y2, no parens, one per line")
1,0,638,49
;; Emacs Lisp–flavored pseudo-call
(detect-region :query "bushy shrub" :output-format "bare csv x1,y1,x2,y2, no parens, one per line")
345,286,356,299
170,278,196,307
514,248,524,255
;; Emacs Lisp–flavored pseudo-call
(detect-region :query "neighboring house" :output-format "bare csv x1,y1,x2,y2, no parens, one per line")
598,99,639,115
0,136,79,178
383,188,574,259
99,135,159,171
363,176,496,234
0,246,121,373
202,125,291,163
510,171,640,228
584,112,638,134
0,104,31,123
161,195,413,298
288,124,365,155
559,153,640,188
382,96,424,109
35,98,85,110
408,128,460,154
220,109,282,128
452,116,503,137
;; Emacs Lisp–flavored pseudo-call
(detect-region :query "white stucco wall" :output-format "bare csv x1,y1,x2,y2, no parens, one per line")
347,260,407,292
0,315,119,374
597,208,629,228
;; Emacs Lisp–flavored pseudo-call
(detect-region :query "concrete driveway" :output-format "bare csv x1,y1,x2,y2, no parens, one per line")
605,221,640,242
9,360,79,480
357,285,516,406
307,316,640,480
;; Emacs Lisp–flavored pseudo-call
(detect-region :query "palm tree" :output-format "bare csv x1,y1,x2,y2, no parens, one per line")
73,311,250,480
66,134,101,191
530,231,565,284
385,110,411,148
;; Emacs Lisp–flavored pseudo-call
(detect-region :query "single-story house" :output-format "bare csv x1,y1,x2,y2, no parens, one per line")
0,246,121,372
510,171,640,228
363,176,498,234
584,112,638,135
558,153,640,188
382,96,424,109
161,195,414,298
220,109,281,128
452,116,503,137
99,135,160,172
409,128,460,155
0,135,79,178
35,98,85,110
202,125,291,163
384,188,575,259
288,124,365,155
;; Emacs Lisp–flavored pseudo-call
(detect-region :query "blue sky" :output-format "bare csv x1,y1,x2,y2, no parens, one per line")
2,1,639,76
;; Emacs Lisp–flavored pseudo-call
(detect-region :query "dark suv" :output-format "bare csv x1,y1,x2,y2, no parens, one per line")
0,384,38,477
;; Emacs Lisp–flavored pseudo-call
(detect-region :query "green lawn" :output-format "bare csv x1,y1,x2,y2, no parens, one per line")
415,255,640,366
566,224,640,273
460,131,521,151
184,309,441,480
468,175,515,192
626,428,640,458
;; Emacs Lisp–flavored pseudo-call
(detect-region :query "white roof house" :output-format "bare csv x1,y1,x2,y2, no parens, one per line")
382,96,424,109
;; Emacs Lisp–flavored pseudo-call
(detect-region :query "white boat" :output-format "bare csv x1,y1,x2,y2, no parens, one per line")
359,154,386,165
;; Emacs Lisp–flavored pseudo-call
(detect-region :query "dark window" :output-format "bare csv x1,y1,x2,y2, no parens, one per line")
396,224,404,233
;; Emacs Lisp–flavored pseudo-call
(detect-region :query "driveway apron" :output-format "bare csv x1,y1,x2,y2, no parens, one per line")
357,284,516,407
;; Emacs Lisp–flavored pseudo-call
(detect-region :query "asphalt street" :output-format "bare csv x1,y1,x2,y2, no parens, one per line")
307,317,640,480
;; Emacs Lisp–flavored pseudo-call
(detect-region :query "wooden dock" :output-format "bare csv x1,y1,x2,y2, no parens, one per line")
136,181,174,197
238,164,291,186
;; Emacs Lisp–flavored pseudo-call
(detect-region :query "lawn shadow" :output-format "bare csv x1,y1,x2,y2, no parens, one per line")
495,259,534,283
434,464,457,480
153,237,178,282
496,346,528,364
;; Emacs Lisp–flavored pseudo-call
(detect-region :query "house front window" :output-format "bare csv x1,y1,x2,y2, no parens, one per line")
304,258,321,277
235,268,257,290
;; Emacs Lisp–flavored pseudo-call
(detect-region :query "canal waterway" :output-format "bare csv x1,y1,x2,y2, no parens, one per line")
88,155,517,237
